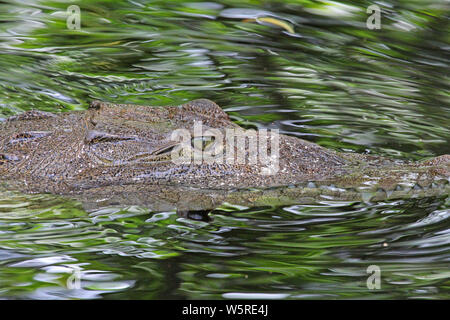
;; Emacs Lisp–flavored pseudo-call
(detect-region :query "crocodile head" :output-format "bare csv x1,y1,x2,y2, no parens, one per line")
0,99,448,211
68,99,351,190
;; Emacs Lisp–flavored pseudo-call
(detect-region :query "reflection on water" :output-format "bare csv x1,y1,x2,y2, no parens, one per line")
0,0,449,299
0,194,449,299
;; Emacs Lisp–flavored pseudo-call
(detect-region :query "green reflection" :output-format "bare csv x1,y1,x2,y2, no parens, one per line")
0,0,449,299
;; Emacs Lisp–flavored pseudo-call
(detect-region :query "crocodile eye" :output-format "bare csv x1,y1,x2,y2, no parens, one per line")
191,136,215,151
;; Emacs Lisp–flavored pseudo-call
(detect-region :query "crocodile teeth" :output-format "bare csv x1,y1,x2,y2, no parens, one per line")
394,185,403,191
327,184,342,192
361,192,374,202
307,182,316,188
412,184,422,191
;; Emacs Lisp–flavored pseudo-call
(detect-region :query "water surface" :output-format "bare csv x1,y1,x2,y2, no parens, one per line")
0,0,449,299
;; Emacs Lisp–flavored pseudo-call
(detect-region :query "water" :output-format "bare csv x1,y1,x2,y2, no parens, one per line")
0,0,449,299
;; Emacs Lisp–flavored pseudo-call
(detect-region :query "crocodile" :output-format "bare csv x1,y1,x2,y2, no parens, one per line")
0,99,448,212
